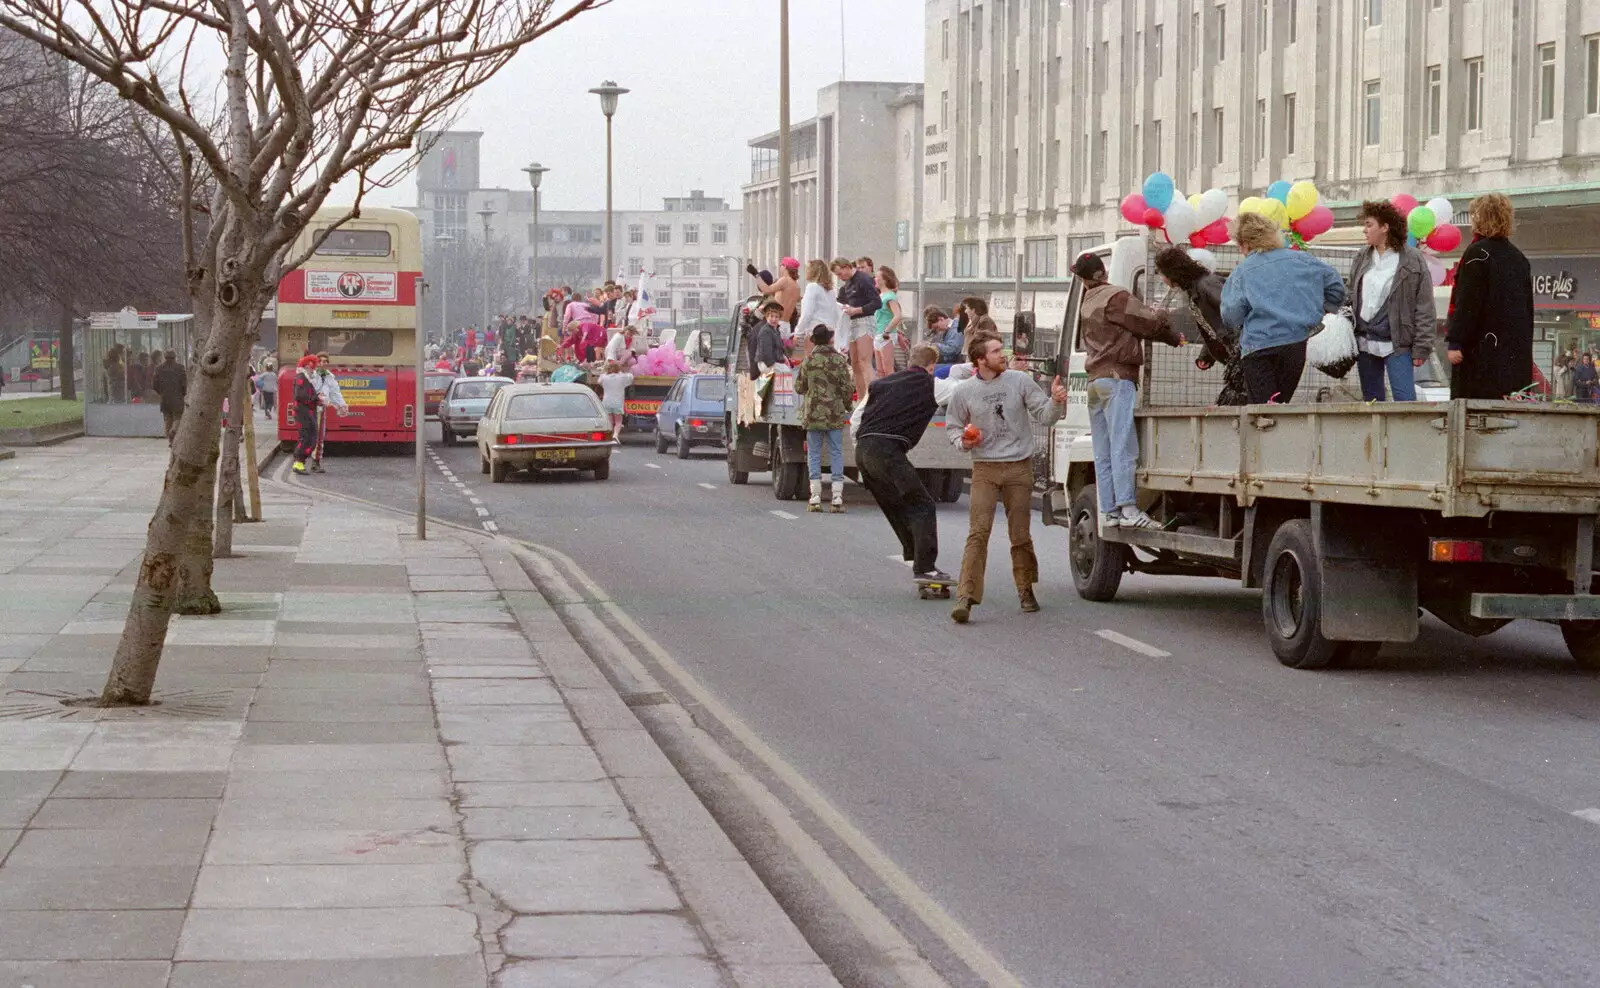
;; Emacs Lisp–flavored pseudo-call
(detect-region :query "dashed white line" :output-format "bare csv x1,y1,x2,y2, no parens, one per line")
646,463,662,470
1094,629,1170,658
481,520,499,532
475,507,490,517
1574,808,1600,825
698,483,717,490
453,481,467,488
468,497,483,505
770,510,798,521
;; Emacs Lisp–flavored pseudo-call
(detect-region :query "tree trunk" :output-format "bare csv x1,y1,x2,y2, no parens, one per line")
175,411,223,612
214,348,249,555
57,297,77,402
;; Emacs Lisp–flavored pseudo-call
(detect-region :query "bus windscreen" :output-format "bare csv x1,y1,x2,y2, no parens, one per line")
307,329,394,357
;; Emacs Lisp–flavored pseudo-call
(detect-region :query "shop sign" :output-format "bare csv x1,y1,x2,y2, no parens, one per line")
1529,257,1600,308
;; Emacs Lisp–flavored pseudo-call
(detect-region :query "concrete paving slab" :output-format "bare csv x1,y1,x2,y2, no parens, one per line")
0,745,81,774
431,679,563,707
165,620,277,646
495,956,722,988
175,907,477,961
726,964,843,988
28,797,220,830
0,910,185,960
420,623,525,640
613,777,745,865
192,863,466,908
273,632,420,651
429,665,548,679
240,722,440,745
51,771,227,799
456,781,625,809
468,840,679,913
561,688,645,731
259,668,427,689
69,743,238,773
446,746,606,783
225,770,448,801
168,956,486,988
231,744,446,774
408,575,497,592
89,721,243,746
243,701,437,724
462,805,638,841
6,822,213,867
0,960,172,988
265,646,420,664
285,564,412,589
668,858,822,966
0,829,19,859
214,797,456,831
275,620,420,639
251,682,434,705
405,558,490,576
500,913,702,959
280,593,414,624
437,710,584,746
588,729,681,780
204,828,464,866
0,864,200,909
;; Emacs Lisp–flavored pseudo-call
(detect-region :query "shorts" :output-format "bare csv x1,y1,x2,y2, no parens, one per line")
602,400,624,416
846,315,876,344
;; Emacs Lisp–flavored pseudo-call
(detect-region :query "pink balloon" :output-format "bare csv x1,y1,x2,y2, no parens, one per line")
1142,207,1165,229
1425,223,1462,253
1297,204,1335,237
1120,193,1148,225
1391,193,1418,216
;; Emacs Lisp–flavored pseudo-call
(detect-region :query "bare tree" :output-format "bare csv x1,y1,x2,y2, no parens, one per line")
421,233,532,341
0,0,609,706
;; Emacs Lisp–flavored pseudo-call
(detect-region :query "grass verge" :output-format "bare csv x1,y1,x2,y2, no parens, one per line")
0,396,85,430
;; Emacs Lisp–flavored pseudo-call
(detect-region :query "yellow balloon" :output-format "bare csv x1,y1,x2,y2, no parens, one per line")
1286,180,1319,221
1263,198,1290,229
1238,196,1265,216
1188,193,1203,211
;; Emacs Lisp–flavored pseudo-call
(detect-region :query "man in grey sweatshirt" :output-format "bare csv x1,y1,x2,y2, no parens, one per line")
944,331,1068,623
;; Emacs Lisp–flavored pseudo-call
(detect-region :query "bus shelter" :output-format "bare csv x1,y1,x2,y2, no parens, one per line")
84,309,196,437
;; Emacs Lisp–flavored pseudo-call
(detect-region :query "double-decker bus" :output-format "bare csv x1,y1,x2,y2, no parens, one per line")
276,206,422,446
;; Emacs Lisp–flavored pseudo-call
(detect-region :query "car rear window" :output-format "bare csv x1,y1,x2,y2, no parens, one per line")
693,377,727,402
425,375,455,390
453,380,508,400
506,392,600,419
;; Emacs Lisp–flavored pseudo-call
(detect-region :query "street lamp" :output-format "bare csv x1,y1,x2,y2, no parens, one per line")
589,80,629,282
420,231,456,541
717,255,741,319
777,0,791,259
522,162,549,315
477,205,496,358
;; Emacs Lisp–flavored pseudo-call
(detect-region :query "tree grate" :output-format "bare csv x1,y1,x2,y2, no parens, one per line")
0,687,236,721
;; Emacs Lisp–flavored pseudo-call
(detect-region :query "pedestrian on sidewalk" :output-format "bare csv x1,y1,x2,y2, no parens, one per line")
254,360,278,417
1076,252,1185,532
945,332,1068,623
794,323,854,512
852,343,955,586
151,350,187,444
291,354,324,475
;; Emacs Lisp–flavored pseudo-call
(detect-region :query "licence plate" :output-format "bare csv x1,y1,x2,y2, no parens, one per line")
534,448,577,462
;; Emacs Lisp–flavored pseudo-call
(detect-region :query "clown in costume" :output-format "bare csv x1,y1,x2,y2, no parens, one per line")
291,354,324,475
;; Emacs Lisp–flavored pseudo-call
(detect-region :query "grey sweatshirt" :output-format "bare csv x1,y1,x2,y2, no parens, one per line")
944,369,1062,462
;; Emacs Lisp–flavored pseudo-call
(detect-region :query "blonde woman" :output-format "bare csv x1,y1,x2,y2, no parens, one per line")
1445,193,1533,399
795,259,843,361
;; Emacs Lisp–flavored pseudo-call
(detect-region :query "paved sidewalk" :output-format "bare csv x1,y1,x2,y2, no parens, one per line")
0,438,840,987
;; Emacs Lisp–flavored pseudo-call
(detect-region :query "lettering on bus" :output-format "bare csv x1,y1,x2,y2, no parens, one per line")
337,375,388,407
305,270,397,302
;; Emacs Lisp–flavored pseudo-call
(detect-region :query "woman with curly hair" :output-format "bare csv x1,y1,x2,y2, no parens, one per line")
1350,200,1436,401
1155,247,1246,405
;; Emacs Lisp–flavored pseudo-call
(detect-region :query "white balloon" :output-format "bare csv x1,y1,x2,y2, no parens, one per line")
1197,188,1230,226
1188,248,1219,272
1163,198,1199,243
1425,197,1453,228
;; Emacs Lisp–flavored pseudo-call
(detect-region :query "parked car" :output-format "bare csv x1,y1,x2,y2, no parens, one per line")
654,373,727,459
476,382,614,482
438,376,513,446
424,371,457,418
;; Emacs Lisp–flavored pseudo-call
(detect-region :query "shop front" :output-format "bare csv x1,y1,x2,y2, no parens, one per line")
1528,256,1600,393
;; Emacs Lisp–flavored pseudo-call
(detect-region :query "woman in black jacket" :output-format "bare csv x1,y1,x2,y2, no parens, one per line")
1155,247,1246,405
1446,193,1534,400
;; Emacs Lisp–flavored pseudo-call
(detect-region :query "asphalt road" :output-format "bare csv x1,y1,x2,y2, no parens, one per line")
297,423,1600,988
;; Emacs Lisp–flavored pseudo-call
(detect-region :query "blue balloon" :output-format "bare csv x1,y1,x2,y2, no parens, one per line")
1142,172,1175,213
1266,180,1292,204
1407,234,1418,248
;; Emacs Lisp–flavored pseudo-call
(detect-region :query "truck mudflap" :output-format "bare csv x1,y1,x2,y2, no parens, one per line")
1470,594,1600,621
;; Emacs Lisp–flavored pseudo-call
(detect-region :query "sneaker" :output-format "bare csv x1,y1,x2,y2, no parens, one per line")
951,597,972,624
915,569,954,583
1019,588,1040,613
1101,512,1122,530
1119,507,1158,530
291,461,307,474
807,501,823,513
310,462,325,473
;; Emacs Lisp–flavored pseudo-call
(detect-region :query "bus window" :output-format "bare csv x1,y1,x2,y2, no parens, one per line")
315,228,392,257
308,329,393,357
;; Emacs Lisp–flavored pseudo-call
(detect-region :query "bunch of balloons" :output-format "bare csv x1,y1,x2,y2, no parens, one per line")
1120,172,1230,247
1238,180,1334,247
1390,194,1462,254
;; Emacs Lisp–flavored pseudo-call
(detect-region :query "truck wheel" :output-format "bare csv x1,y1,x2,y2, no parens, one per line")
490,456,508,484
1262,519,1354,670
1068,485,1129,602
771,441,803,500
940,470,965,503
1559,621,1600,671
728,456,749,485
655,429,669,454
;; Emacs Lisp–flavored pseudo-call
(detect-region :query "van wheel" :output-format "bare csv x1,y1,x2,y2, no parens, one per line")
1068,485,1129,602
1559,621,1600,671
490,456,508,484
655,429,669,454
1262,519,1377,669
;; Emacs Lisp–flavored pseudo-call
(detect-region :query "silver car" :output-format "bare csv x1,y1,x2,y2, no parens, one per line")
439,376,513,445
476,382,615,482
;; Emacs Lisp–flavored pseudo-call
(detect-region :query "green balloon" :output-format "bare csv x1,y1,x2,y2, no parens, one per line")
1407,207,1437,239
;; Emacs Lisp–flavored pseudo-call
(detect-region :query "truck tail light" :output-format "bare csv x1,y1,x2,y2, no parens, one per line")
1429,539,1484,563
403,404,414,428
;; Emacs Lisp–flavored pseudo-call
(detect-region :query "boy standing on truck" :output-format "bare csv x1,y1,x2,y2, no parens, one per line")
946,333,1069,623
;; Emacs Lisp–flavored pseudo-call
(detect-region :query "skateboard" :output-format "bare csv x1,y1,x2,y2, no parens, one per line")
916,576,953,600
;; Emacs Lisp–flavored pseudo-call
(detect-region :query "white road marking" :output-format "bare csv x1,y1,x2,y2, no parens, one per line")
886,553,904,562
481,520,498,532
453,481,467,489
1095,629,1170,658
770,510,798,520
646,463,662,470
698,482,717,490
468,497,483,505
474,507,490,517
1574,808,1600,825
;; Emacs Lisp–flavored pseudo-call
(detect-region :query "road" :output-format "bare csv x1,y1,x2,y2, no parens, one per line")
294,421,1600,988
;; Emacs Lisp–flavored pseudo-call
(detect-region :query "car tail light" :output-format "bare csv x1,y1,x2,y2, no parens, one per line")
403,404,414,428
501,434,518,445
1429,539,1484,563
689,419,706,427
591,431,609,442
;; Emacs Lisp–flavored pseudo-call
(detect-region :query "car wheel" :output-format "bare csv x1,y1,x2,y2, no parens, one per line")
480,449,490,474
441,426,455,446
592,456,611,481
655,429,669,454
490,455,508,484
676,429,691,459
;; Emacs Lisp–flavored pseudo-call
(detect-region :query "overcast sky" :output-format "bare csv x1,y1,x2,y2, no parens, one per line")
375,0,924,211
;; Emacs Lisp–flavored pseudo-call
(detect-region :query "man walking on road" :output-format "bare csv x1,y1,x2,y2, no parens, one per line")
946,333,1068,623
151,350,187,444
852,343,954,586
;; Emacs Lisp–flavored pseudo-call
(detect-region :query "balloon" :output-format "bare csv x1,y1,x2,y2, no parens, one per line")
1406,206,1437,239
1298,204,1335,237
1188,231,1207,248
1423,252,1447,286
1266,180,1293,204
1142,172,1175,213
1188,249,1219,272
1258,198,1289,229
1120,192,1148,225
1142,207,1166,229
1407,233,1418,248
1425,197,1453,228
1202,218,1231,245
1286,180,1319,221
1391,193,1418,216
1425,223,1462,252
1163,197,1199,243
1238,196,1267,216
1188,193,1203,211
1197,188,1230,225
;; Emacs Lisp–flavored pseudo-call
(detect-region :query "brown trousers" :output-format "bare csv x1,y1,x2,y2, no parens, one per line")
958,458,1038,604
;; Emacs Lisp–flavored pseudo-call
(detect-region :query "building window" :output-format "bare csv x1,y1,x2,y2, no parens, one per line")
924,245,946,279
1024,238,1056,279
1283,94,1297,154
1153,119,1163,161
1254,98,1267,160
1364,80,1381,145
973,9,982,49
656,224,671,245
1212,107,1224,164
953,243,979,278
652,257,673,275
712,223,728,245
941,90,949,130
1366,0,1381,27
681,258,700,276
628,224,643,246
709,293,727,312
683,224,700,245
626,257,643,276
985,241,1014,279
1134,30,1142,79
656,292,672,310
1066,235,1100,264
1289,0,1297,42
1466,57,1484,131
711,257,728,277
942,18,950,59
1190,11,1199,66
1095,129,1107,186
940,161,948,201
1589,37,1600,115
1216,5,1226,62
682,291,702,310
1258,0,1269,52
1538,43,1557,122
1427,66,1442,135
1154,24,1164,77
1189,111,1200,166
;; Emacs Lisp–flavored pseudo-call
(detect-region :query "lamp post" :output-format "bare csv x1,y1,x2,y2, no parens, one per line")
522,162,549,314
422,232,456,541
589,80,629,282
777,0,791,259
477,205,495,358
717,254,740,320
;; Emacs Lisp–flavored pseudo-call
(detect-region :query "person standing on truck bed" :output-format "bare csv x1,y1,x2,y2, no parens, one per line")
853,343,955,588
1349,200,1436,402
834,258,883,400
795,260,843,361
1075,252,1186,532
747,258,801,330
1221,212,1347,404
753,301,788,376
946,332,1069,624
1154,247,1244,406
1446,193,1535,400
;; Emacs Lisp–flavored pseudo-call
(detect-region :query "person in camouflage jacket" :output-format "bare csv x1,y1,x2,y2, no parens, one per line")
794,324,856,511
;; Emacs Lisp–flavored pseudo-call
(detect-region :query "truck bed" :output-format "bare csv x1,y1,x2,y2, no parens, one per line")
1136,400,1600,518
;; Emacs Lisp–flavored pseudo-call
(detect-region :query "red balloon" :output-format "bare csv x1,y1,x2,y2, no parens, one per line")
1297,204,1335,237
1120,193,1148,225
1391,193,1418,216
1425,223,1462,252
1142,207,1165,229
1188,231,1207,248
1202,218,1230,245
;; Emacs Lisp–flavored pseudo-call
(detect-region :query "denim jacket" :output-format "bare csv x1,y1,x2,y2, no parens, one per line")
1221,248,1348,355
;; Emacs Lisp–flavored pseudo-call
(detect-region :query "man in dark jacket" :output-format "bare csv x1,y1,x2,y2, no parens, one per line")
852,343,953,585
290,354,324,474
1447,193,1534,400
833,257,883,399
150,350,187,443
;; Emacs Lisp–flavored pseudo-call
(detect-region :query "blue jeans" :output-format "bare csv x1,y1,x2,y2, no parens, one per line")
807,428,844,481
1087,378,1138,513
1356,349,1417,401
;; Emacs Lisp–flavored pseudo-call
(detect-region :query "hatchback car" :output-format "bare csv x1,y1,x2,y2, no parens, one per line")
476,382,614,482
438,376,513,446
424,371,457,418
653,374,727,459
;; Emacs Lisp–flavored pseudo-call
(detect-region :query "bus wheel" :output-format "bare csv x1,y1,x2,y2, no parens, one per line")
1068,485,1129,602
